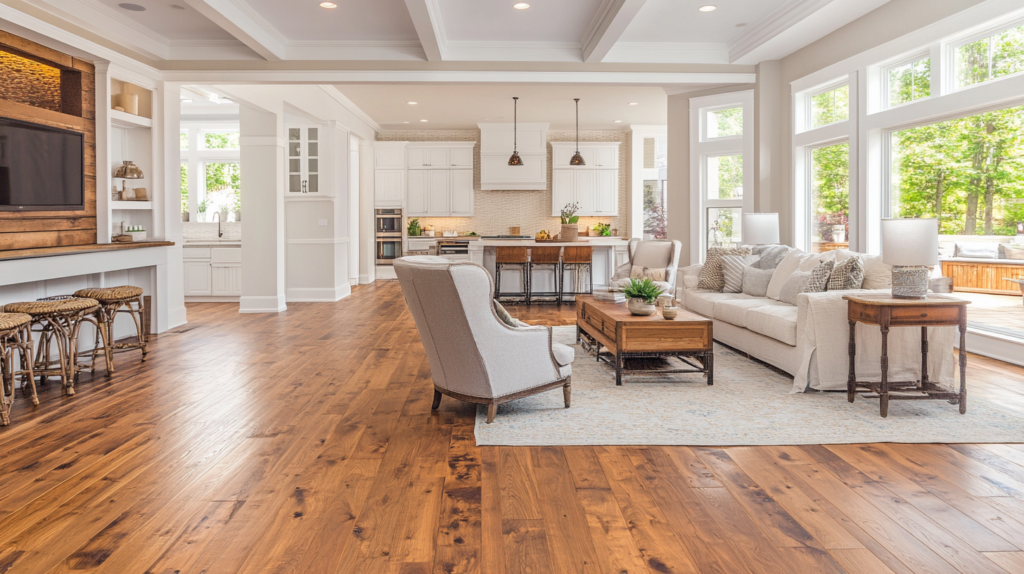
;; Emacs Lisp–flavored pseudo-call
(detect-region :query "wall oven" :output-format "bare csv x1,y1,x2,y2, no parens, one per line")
375,208,403,265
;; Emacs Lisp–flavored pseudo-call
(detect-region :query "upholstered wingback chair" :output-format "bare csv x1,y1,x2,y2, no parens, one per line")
609,239,683,294
394,256,573,423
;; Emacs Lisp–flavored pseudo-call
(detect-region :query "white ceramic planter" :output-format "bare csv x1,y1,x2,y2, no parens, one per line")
627,298,656,316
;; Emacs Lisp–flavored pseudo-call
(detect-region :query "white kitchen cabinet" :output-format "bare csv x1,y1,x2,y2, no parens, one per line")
408,147,449,168
374,170,404,208
450,170,473,215
594,170,617,214
212,265,242,296
287,124,321,194
550,142,619,216
427,170,450,216
551,170,574,215
551,142,619,169
449,147,473,168
374,142,407,169
407,170,427,214
184,260,212,296
409,170,463,216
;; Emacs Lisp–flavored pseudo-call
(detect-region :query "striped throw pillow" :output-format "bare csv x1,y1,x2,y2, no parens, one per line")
721,255,750,293
697,246,752,291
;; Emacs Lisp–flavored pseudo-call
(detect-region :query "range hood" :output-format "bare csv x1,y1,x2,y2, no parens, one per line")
478,122,548,190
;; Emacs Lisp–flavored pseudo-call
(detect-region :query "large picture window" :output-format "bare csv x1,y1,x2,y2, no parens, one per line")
810,142,850,253
180,123,240,221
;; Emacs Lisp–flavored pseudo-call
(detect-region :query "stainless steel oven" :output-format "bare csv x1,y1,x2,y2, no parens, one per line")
375,208,403,264
375,208,402,237
437,239,470,261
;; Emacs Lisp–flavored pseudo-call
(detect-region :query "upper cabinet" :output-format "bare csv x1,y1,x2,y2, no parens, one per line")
375,142,407,169
374,142,407,207
405,143,475,217
478,123,548,190
287,125,322,194
550,142,620,217
407,142,475,169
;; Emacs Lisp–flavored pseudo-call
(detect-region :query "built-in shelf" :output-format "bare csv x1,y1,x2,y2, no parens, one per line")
110,109,152,129
111,201,152,210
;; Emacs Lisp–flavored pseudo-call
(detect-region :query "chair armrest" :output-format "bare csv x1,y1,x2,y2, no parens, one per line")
680,264,703,289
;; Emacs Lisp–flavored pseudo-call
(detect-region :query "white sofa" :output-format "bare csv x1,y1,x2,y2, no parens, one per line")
677,248,956,393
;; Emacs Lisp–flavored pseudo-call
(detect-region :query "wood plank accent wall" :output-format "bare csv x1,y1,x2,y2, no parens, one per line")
0,31,96,252
941,260,1024,295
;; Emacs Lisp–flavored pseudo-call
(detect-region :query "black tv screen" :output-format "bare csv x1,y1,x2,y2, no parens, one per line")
0,117,84,212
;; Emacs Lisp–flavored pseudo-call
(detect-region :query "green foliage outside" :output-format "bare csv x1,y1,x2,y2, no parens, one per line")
812,85,848,127
709,107,742,138
706,155,743,244
889,57,930,106
180,163,188,214
180,130,188,151
204,131,240,150
643,180,668,239
205,162,241,217
955,24,1024,88
811,143,850,242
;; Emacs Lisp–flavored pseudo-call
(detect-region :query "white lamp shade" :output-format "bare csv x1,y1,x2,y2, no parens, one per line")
881,218,939,266
741,213,780,245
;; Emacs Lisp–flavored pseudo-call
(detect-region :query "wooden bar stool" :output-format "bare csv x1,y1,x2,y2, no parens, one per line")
560,246,594,304
494,247,529,304
3,297,103,397
74,286,148,374
527,246,562,305
0,313,36,426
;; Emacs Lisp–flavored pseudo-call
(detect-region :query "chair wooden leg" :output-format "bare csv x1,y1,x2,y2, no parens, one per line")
431,389,442,410
563,378,571,408
486,403,497,424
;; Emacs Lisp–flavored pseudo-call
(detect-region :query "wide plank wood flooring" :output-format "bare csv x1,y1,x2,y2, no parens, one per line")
1,280,1024,573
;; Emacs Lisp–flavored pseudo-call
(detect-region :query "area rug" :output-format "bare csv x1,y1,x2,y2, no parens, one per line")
473,327,1024,446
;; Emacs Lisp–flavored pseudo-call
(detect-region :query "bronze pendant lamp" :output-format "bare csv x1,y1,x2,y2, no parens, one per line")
570,98,585,166
508,96,523,166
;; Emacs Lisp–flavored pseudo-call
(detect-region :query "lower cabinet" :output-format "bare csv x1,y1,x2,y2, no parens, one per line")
184,260,213,296
184,247,243,297
212,265,242,296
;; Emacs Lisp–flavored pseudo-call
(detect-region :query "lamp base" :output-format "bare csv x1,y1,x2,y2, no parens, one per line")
891,265,930,299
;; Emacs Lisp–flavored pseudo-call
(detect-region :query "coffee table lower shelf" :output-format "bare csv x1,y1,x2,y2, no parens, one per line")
581,332,714,386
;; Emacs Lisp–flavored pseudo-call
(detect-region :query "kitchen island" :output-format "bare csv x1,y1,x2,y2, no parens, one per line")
469,238,630,292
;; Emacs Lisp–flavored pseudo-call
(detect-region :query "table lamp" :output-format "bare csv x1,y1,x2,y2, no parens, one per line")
881,218,938,299
113,161,144,200
741,213,780,245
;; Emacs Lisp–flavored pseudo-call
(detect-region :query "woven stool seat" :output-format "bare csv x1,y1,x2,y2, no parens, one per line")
74,286,144,302
4,298,99,315
0,313,31,331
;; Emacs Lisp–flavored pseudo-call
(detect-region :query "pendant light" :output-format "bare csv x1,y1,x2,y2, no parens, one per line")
570,98,585,166
508,96,523,166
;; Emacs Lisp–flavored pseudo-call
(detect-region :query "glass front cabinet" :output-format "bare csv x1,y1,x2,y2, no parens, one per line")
287,124,321,194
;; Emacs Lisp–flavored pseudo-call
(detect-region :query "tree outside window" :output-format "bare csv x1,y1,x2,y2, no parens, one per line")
956,24,1024,89
888,57,930,107
810,142,849,252
204,162,241,220
180,163,188,215
891,104,1024,236
811,86,849,128
706,107,743,139
203,131,240,150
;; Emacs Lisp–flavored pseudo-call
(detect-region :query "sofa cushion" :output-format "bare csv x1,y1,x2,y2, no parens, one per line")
751,245,792,270
861,254,891,289
746,304,799,346
551,342,575,367
1003,244,1024,260
714,298,783,328
685,291,752,319
767,250,812,300
827,255,864,290
697,246,752,291
955,242,999,259
742,266,774,297
722,255,756,293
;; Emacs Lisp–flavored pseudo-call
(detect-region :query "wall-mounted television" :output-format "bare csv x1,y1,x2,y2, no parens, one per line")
0,117,84,212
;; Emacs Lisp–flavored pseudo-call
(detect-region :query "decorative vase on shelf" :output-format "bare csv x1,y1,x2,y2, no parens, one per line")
832,225,846,243
627,298,656,316
561,224,579,242
181,212,189,222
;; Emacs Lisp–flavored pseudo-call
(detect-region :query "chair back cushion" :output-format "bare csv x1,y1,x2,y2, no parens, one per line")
631,241,674,269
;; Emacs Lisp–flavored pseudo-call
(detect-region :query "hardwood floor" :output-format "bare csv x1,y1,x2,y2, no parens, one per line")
2,280,1024,573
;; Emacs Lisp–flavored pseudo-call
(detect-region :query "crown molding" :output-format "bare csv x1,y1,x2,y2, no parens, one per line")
183,0,287,61
728,0,830,63
169,39,261,61
403,0,446,61
443,41,583,62
580,0,648,63
603,42,730,64
320,86,383,134
287,41,425,61
26,0,172,60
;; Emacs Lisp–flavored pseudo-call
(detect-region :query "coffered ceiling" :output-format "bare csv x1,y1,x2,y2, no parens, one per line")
16,0,890,65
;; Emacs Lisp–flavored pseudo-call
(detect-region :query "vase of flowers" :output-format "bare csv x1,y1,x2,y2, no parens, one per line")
623,278,664,316
560,202,580,241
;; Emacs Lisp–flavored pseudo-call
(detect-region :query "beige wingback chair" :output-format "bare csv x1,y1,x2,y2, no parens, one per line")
395,256,573,423
609,238,683,294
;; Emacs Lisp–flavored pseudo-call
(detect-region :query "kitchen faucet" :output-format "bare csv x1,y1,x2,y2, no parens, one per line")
212,211,223,238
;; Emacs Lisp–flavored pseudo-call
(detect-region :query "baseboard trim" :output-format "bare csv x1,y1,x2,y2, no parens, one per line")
359,274,373,285
166,306,188,332
185,296,241,303
962,328,1024,368
286,284,352,302
239,294,287,313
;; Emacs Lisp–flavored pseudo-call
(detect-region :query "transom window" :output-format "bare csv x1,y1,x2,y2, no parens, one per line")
810,84,849,128
886,55,931,107
953,21,1024,89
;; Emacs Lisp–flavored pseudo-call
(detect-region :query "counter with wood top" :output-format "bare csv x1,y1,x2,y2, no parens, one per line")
469,238,631,292
0,241,174,261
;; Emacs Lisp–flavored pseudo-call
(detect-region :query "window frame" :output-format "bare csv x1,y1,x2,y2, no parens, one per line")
882,52,932,110
180,121,240,218
947,15,1024,93
800,80,851,133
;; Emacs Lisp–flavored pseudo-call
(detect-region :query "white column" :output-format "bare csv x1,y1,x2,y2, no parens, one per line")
159,80,186,328
94,62,112,243
358,140,376,284
349,133,361,285
239,104,287,313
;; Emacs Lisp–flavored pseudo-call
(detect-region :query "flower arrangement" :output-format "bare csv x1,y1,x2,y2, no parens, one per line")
560,203,580,225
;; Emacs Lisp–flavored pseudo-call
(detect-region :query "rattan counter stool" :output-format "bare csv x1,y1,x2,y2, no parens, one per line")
494,247,530,304
0,313,36,426
74,286,148,374
527,246,562,305
559,246,594,303
3,297,102,397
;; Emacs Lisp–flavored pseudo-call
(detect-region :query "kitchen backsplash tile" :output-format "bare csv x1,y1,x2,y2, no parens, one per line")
183,222,242,241
377,129,630,237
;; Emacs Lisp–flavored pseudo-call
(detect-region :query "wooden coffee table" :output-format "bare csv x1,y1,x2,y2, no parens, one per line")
576,295,713,385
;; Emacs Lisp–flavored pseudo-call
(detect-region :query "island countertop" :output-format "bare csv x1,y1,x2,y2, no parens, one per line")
471,237,630,248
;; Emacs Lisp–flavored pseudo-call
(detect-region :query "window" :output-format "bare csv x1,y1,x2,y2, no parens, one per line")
809,143,850,252
811,85,849,128
180,163,188,215
201,130,240,150
204,162,241,218
707,155,743,200
705,106,743,139
180,123,240,221
954,22,1024,89
180,129,188,151
886,56,930,107
642,135,668,239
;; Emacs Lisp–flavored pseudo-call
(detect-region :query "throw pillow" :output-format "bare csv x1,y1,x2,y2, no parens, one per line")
751,245,790,270
742,266,774,297
805,259,834,292
1003,244,1024,260
630,265,668,282
954,242,999,259
827,255,865,290
720,255,750,293
862,254,892,289
697,246,752,291
779,270,810,306
767,250,812,300
493,300,519,328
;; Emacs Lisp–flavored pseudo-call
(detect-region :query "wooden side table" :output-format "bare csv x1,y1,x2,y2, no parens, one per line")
844,294,969,417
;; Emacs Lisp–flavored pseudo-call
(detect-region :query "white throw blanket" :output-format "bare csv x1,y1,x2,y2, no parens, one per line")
795,290,956,393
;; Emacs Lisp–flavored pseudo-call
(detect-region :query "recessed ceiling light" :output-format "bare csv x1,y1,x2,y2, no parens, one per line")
628,102,639,106
320,2,337,8
407,101,418,105
170,4,186,10
513,2,530,9
736,22,748,28
403,121,410,124
614,120,622,123
698,5,717,12
420,119,429,122
181,99,193,103
118,3,146,11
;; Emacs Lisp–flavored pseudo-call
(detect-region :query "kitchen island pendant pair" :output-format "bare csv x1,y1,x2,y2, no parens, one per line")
506,97,585,167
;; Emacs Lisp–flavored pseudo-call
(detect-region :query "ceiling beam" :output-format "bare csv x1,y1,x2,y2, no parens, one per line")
581,0,647,63
183,0,286,61
402,0,446,61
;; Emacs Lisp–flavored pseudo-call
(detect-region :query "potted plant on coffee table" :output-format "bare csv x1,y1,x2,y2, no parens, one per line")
623,278,664,316
560,203,581,241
